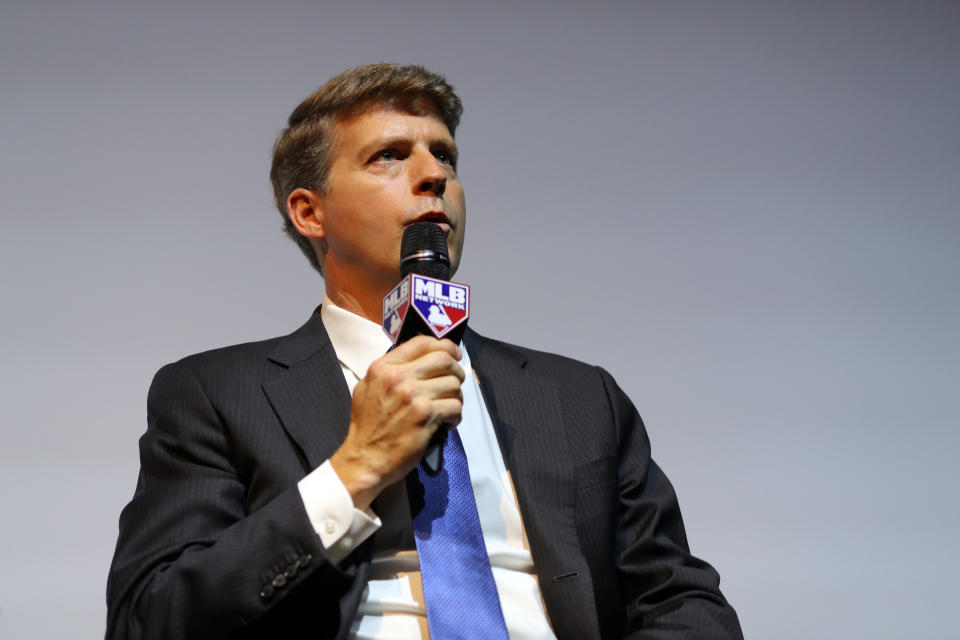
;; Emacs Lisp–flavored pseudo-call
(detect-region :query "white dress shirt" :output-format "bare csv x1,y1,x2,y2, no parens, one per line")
297,297,556,639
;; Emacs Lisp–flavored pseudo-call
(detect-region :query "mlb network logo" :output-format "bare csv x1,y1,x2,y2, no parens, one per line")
382,274,470,341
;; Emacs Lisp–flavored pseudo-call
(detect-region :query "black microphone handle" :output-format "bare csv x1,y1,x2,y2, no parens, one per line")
422,432,446,476
418,318,469,475
387,327,447,476
396,222,459,475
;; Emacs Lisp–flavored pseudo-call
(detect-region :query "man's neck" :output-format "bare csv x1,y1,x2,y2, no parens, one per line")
321,259,399,324
324,288,382,324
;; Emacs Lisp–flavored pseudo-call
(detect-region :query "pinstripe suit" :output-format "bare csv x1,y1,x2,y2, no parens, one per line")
106,309,742,639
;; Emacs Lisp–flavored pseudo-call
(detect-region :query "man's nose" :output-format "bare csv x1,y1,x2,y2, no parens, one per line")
419,175,446,198
413,152,446,198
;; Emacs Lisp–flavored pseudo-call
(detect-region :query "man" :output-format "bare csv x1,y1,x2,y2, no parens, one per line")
107,63,742,639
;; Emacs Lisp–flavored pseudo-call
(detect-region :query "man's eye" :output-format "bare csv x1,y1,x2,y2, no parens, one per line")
433,150,456,167
376,150,397,161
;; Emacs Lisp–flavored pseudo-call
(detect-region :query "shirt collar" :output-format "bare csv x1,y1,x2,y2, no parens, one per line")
320,295,393,380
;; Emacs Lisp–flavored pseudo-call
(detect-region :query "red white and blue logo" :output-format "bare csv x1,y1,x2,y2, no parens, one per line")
382,274,470,342
410,275,468,338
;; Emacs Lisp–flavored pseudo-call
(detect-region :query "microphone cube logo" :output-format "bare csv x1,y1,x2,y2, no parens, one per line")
382,278,411,342
410,274,469,338
382,274,469,342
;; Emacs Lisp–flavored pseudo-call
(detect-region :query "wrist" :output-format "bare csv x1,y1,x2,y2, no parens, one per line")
330,437,383,511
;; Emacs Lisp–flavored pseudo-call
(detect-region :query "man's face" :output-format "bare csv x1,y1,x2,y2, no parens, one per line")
317,105,465,295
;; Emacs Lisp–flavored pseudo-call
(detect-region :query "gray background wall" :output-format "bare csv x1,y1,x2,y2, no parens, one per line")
2,1,957,638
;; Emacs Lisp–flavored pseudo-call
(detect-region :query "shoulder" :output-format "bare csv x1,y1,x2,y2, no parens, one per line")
171,335,284,373
465,328,607,379
150,308,328,395
464,329,622,415
466,329,642,461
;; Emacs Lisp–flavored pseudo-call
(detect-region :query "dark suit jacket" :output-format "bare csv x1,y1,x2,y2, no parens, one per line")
106,309,742,639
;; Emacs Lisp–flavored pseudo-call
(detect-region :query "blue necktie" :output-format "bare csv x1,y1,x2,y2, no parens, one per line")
413,429,509,639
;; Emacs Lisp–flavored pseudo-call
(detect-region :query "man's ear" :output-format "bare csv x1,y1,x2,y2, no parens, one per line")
286,187,326,241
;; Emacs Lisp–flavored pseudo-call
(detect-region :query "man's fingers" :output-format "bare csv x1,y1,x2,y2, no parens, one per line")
419,375,465,400
408,350,465,383
368,338,464,387
404,378,463,420
428,397,464,428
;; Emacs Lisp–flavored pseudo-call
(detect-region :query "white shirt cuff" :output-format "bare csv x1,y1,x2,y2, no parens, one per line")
298,460,381,565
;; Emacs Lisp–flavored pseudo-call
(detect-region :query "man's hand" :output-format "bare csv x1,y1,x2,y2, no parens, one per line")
329,336,465,510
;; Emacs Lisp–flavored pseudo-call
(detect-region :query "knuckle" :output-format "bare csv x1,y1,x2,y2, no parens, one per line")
397,380,417,402
430,351,454,369
367,359,387,378
410,396,432,419
386,367,408,390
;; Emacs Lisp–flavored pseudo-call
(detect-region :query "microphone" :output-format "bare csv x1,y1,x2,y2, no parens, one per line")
382,222,470,474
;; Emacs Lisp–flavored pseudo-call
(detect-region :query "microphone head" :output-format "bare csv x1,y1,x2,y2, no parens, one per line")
400,222,451,280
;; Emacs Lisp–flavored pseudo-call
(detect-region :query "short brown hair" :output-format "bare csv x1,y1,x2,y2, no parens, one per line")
269,63,464,273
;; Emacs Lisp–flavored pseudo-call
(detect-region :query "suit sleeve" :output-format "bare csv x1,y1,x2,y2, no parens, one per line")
105,360,355,640
597,368,744,639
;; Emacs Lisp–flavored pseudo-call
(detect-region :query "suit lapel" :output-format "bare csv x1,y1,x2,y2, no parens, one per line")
262,309,353,471
465,330,601,640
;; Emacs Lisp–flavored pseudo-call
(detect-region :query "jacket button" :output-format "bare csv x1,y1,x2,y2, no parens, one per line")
297,554,312,568
284,564,298,579
272,574,287,588
259,584,275,600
